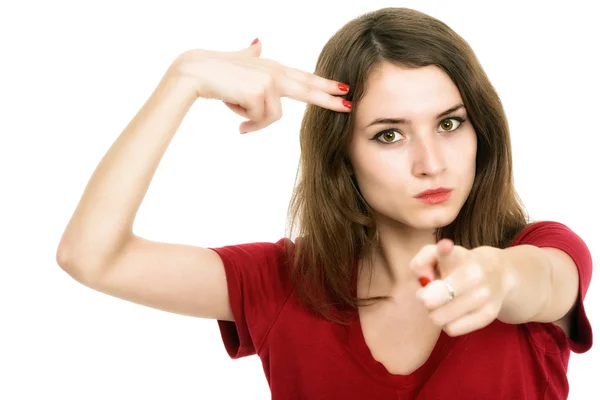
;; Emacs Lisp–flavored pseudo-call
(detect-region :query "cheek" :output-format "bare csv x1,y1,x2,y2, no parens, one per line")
352,157,411,206
449,130,477,175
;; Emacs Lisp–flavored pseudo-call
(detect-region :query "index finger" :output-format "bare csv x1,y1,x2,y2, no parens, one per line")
437,239,465,279
284,66,350,95
281,69,352,112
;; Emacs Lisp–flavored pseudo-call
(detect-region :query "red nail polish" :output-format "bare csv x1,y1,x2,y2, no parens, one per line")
251,38,259,45
338,83,349,92
343,100,352,109
419,277,431,287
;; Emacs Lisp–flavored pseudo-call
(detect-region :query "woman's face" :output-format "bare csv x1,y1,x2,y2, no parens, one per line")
347,62,477,232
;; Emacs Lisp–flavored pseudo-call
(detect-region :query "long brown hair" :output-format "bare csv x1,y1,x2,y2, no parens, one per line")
285,7,529,322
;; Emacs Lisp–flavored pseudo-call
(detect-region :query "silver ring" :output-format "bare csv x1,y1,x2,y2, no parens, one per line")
443,279,455,301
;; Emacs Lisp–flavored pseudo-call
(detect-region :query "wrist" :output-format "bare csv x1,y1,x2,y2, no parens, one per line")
167,51,212,100
476,246,517,300
485,246,520,322
498,248,518,302
158,67,201,106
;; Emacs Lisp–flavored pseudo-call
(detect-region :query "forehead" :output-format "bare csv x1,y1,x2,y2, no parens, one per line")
355,62,463,122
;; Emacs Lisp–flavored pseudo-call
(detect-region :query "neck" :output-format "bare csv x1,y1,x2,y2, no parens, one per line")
359,217,438,295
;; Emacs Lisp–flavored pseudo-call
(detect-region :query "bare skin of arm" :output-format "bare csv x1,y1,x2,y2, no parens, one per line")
55,41,351,321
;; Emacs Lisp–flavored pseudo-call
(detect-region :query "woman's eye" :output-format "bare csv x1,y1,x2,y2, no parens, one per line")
375,129,402,144
373,117,465,144
438,117,464,132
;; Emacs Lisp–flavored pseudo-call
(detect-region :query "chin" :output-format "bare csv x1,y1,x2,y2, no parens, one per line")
399,208,459,231
371,199,463,232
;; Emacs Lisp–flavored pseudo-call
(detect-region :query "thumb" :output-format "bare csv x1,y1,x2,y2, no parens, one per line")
410,244,439,286
237,38,262,58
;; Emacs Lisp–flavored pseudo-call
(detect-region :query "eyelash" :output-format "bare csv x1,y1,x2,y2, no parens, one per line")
371,116,466,144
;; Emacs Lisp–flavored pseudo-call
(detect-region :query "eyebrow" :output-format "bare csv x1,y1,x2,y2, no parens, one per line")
365,104,466,128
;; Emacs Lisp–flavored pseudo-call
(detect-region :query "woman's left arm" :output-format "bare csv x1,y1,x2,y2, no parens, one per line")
412,234,589,338
482,245,579,334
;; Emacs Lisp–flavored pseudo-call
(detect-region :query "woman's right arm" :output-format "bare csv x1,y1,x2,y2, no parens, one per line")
55,55,238,320
55,40,350,321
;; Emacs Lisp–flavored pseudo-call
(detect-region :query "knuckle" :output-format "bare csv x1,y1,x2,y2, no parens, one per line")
261,71,276,86
258,73,279,93
248,87,265,101
305,71,318,86
475,287,491,302
300,83,312,98
467,264,484,284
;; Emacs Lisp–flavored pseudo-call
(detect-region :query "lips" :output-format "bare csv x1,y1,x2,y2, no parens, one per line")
415,187,452,198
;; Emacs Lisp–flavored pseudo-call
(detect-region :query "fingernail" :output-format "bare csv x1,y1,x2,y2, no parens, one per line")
338,83,349,92
343,100,352,109
251,38,259,46
419,277,431,287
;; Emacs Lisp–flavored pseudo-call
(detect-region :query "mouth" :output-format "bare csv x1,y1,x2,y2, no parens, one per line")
414,187,453,205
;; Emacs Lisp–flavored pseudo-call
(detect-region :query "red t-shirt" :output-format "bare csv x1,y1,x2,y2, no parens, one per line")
209,221,593,399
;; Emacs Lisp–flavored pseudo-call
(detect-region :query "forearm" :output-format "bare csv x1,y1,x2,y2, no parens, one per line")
57,71,197,276
493,244,567,325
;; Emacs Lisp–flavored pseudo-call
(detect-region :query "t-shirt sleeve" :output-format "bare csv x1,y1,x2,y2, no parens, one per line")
511,221,593,353
208,237,295,359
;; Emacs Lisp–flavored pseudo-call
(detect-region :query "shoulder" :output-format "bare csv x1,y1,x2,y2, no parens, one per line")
510,221,591,260
209,236,295,272
511,220,578,242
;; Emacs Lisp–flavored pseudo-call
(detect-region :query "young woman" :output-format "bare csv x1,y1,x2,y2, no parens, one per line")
56,7,593,399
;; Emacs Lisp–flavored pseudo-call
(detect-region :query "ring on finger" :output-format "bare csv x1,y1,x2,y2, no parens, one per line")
442,279,456,302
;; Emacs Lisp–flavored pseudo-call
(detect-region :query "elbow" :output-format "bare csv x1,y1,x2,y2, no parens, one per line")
55,234,133,284
55,241,103,284
55,243,71,272
55,230,134,283
56,242,87,283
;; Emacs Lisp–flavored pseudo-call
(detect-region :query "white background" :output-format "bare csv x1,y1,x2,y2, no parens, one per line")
1,0,598,398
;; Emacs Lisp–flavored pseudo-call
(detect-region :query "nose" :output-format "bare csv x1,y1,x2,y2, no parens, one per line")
411,136,445,177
